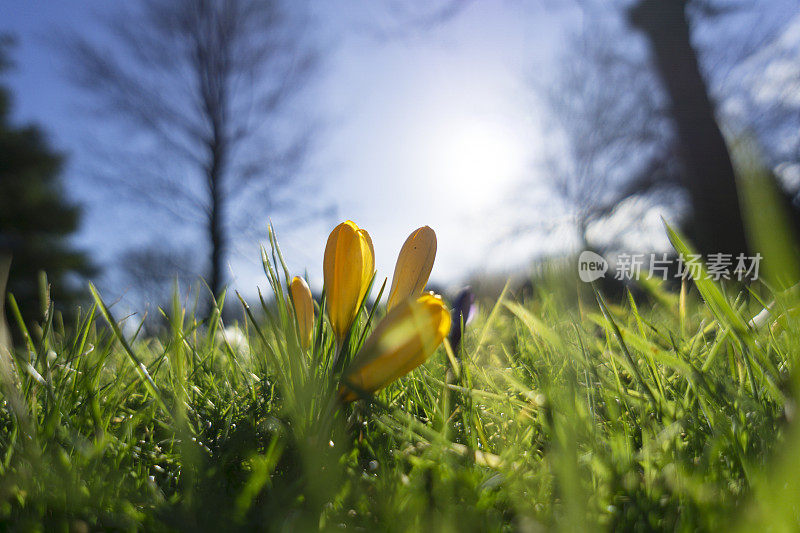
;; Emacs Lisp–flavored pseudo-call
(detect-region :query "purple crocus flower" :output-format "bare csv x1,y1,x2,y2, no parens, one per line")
448,287,476,355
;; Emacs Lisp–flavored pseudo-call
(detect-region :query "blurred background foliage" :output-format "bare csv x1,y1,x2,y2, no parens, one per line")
0,39,93,331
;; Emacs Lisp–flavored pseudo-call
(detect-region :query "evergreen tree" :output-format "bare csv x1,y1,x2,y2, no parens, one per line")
0,39,93,328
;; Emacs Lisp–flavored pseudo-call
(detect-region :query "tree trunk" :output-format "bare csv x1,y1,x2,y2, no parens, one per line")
207,124,226,300
628,0,748,257
208,171,224,300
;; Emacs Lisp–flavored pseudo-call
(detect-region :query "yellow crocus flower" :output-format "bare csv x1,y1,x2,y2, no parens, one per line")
323,220,375,343
289,276,314,349
339,292,451,402
386,226,437,311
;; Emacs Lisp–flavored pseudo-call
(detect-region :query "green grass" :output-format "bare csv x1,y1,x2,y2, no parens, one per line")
1,230,799,532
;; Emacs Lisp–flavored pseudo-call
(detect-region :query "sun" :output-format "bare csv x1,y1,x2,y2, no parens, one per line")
429,117,525,210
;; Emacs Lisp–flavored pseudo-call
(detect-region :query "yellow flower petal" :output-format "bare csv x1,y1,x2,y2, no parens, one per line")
358,228,375,306
386,226,437,311
323,221,375,343
289,276,314,350
339,293,451,402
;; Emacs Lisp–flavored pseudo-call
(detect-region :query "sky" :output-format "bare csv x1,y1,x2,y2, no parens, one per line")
296,2,563,284
1,1,796,305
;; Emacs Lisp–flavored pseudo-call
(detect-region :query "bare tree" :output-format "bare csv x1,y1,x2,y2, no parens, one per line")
520,16,682,251
67,0,316,300
627,0,800,256
624,0,746,256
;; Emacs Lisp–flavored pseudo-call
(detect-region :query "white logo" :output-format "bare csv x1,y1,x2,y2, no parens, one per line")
578,251,608,282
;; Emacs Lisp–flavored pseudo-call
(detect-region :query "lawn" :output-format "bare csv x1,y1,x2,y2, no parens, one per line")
0,227,798,532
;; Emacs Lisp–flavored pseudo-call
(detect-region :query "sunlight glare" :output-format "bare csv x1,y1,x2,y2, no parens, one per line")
429,118,524,211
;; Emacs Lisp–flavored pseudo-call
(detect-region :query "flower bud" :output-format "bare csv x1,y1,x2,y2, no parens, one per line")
386,226,437,311
323,221,375,343
340,293,451,402
289,276,314,349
